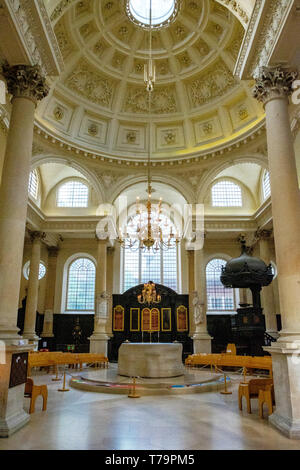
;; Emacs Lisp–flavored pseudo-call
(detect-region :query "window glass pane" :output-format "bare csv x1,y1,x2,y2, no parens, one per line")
212,181,242,207
67,258,95,311
163,247,177,291
28,170,38,199
263,171,271,199
206,259,235,311
24,262,46,281
141,250,161,284
123,249,139,292
129,0,175,26
57,181,89,208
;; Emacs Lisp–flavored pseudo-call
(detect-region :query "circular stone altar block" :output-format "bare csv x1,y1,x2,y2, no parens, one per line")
118,343,184,378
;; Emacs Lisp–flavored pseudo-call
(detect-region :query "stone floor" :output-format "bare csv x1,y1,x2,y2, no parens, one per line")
0,366,300,450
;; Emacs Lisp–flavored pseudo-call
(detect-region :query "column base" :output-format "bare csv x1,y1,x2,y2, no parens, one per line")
0,405,30,438
266,329,279,340
264,342,300,439
0,325,21,345
89,333,109,355
22,333,40,350
192,332,212,354
269,412,300,439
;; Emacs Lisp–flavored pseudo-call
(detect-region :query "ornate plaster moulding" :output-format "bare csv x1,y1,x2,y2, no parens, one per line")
33,118,267,168
215,0,250,28
1,0,63,76
235,0,294,79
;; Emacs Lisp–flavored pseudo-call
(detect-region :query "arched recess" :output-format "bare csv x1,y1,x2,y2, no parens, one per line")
31,154,105,205
209,176,257,208
109,174,193,206
197,154,268,203
214,0,255,28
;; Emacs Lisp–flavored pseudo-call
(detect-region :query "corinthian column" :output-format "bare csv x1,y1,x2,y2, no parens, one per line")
256,229,278,338
89,237,110,355
253,66,300,438
0,64,48,343
192,244,212,353
41,246,59,342
23,231,45,343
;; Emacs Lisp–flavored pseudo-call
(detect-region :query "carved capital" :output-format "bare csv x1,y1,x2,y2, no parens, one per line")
48,246,59,258
1,63,49,104
253,66,298,105
29,230,46,243
255,228,273,242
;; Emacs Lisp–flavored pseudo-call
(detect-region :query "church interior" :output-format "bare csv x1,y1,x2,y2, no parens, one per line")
0,0,300,451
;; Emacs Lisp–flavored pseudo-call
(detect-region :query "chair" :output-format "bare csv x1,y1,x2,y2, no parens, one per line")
226,344,237,355
238,378,273,414
258,384,275,418
24,378,48,414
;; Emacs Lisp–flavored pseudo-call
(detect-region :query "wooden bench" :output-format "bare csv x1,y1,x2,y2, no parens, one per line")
28,352,109,375
185,354,272,377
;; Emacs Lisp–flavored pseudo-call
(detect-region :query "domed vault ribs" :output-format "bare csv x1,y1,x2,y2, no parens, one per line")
36,0,265,162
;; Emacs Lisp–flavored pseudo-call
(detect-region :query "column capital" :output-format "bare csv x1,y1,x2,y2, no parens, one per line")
253,66,298,106
29,230,46,243
255,228,273,242
1,63,49,105
47,246,59,258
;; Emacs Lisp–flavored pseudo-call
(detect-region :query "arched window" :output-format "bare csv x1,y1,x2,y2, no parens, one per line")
122,211,179,292
206,259,236,312
123,247,178,292
211,181,242,207
28,170,39,199
66,258,95,311
23,261,46,281
263,170,271,200
57,180,89,208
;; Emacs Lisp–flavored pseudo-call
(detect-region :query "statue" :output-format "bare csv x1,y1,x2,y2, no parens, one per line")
192,291,204,325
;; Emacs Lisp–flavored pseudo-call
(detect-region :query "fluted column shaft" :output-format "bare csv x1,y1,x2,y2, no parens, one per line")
23,232,44,341
0,65,48,343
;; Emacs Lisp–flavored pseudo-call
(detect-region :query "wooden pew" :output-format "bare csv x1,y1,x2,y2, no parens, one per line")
185,353,272,376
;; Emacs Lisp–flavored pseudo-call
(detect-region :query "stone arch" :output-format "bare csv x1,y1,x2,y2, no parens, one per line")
197,154,268,203
31,154,105,204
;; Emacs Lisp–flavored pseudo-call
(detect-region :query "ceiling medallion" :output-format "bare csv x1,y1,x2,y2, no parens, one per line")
125,0,180,30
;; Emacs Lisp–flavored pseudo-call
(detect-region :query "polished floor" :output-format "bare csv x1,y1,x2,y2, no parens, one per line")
1,366,300,450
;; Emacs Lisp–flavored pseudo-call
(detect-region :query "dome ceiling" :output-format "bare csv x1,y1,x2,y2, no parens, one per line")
36,0,265,162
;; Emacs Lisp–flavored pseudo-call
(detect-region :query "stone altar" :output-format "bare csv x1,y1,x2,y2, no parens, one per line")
118,343,184,378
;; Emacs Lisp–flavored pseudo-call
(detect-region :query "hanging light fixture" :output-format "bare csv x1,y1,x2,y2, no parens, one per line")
117,0,181,252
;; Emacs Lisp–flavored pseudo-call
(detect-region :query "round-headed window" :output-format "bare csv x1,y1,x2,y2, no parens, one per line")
127,0,178,29
23,261,46,281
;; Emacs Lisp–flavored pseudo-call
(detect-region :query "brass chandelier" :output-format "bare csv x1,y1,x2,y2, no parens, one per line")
117,0,180,252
